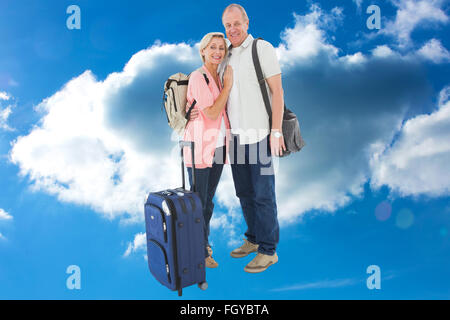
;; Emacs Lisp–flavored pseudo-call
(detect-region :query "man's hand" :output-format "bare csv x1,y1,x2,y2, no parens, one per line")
270,130,286,157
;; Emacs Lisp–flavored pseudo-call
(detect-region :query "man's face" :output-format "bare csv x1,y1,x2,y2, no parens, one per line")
222,7,249,48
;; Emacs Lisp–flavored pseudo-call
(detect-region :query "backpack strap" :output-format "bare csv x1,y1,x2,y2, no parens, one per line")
196,67,210,86
185,100,197,120
203,74,209,85
184,68,212,121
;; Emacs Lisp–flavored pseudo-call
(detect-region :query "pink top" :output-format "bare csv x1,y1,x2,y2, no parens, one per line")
183,65,230,169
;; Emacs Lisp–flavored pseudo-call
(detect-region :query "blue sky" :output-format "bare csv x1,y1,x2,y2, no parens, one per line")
0,0,449,299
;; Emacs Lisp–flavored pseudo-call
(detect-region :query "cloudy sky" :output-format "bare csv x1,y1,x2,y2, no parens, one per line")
0,0,449,299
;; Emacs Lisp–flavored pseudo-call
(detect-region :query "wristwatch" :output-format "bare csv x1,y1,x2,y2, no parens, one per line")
271,129,282,138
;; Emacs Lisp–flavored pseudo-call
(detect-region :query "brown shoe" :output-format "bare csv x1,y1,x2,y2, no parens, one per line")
244,253,278,273
205,255,218,268
230,239,259,258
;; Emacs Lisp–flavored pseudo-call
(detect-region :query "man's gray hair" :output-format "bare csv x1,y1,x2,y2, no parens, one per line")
222,3,249,22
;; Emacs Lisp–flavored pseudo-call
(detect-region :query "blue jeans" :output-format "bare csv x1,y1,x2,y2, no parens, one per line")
230,134,279,256
187,146,225,257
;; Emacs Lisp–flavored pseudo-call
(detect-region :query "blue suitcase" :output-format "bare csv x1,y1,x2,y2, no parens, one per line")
144,141,207,296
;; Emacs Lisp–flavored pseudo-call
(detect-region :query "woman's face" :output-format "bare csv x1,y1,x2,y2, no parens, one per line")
202,37,226,65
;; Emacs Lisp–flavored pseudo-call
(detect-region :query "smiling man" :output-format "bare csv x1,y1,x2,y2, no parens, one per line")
220,3,285,273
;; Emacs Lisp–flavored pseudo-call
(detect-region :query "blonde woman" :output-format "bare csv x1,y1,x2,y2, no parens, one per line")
183,32,233,268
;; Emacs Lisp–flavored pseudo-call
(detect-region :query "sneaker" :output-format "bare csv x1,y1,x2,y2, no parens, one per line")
244,252,278,273
230,239,259,258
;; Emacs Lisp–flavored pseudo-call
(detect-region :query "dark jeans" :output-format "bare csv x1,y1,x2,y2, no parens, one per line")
230,134,279,256
187,146,225,258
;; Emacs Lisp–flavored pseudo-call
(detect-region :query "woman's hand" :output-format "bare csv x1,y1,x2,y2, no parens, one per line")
189,108,199,121
223,65,233,90
191,66,233,122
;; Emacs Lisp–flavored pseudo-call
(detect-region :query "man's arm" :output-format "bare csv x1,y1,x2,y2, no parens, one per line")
266,74,286,156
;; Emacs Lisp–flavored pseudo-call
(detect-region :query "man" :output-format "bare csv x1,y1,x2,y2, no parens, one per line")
221,3,285,273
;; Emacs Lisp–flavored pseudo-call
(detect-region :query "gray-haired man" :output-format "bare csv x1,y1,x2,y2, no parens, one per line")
221,3,285,273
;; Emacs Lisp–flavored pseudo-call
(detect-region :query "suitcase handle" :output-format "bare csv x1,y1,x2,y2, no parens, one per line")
179,141,196,192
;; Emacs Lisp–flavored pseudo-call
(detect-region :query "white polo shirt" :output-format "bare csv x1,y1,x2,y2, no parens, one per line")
220,34,281,145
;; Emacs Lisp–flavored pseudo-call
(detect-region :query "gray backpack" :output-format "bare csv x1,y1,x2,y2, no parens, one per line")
162,68,209,135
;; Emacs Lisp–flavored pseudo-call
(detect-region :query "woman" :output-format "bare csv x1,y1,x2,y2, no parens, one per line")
183,32,233,268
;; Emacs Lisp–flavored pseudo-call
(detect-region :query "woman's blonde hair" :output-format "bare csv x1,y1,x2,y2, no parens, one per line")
199,32,228,63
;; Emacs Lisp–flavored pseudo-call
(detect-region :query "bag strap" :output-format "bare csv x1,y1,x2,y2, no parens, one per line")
184,68,211,120
202,73,210,85
252,38,287,129
185,100,196,120
197,67,210,85
252,38,273,128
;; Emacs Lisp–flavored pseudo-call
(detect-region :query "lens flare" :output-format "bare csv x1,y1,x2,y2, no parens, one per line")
375,201,392,221
395,208,414,229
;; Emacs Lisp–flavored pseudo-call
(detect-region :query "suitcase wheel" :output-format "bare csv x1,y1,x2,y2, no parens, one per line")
198,281,208,290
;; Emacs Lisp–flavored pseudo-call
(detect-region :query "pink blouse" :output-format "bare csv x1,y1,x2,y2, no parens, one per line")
183,65,230,169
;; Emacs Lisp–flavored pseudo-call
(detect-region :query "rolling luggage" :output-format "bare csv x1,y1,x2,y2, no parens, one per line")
144,141,207,296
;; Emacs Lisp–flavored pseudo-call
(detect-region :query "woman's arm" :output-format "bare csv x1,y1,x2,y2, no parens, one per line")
203,66,233,121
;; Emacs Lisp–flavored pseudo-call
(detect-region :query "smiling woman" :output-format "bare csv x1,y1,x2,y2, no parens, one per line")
182,31,233,268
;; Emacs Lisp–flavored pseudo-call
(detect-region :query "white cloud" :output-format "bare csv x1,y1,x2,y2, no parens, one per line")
0,91,11,101
123,232,146,257
10,43,199,223
0,209,12,242
271,278,361,292
272,271,397,292
353,0,364,10
8,3,447,255
438,86,450,106
382,0,449,47
0,208,13,221
276,4,342,67
339,52,367,64
0,105,14,131
370,86,450,197
209,166,243,247
417,38,450,63
0,91,14,131
371,45,397,58
265,4,430,224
